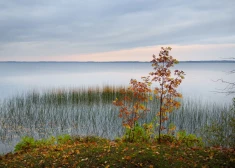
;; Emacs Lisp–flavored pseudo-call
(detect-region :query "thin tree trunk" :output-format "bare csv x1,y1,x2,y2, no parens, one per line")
158,83,164,143
158,62,165,143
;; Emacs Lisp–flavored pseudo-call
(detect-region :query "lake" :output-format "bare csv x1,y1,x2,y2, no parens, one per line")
0,62,234,104
0,62,234,154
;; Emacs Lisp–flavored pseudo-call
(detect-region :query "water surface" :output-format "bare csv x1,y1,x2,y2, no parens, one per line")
0,62,234,154
0,62,234,104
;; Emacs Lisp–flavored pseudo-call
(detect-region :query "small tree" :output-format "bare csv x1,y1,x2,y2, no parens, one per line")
113,79,151,142
114,47,185,143
148,47,185,142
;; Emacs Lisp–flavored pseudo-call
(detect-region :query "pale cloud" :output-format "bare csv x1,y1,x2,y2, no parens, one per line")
35,44,235,62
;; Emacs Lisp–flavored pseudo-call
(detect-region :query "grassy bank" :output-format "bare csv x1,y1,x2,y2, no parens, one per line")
0,136,234,168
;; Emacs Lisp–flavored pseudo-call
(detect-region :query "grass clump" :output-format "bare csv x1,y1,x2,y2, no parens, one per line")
14,134,72,152
0,136,234,168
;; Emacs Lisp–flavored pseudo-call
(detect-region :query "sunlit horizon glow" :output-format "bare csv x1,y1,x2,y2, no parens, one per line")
1,44,235,62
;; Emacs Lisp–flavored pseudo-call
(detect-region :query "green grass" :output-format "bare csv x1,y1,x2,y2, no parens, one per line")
0,136,234,168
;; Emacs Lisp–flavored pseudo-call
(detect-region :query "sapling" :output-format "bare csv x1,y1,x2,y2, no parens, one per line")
148,47,185,142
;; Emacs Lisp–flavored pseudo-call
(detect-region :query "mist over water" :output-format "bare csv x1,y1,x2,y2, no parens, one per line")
0,62,234,104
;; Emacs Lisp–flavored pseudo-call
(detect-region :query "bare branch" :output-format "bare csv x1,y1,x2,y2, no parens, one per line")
213,78,235,95
213,56,235,95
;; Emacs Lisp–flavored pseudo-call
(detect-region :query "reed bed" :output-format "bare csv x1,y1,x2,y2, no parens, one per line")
0,86,233,154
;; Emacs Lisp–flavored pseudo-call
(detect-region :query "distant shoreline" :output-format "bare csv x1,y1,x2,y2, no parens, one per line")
0,60,235,63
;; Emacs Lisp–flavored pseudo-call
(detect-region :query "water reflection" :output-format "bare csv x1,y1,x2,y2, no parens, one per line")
0,62,234,104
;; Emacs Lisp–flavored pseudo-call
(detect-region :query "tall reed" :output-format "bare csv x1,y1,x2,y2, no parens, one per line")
0,86,232,153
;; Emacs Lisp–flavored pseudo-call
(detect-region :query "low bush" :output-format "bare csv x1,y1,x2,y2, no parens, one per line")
14,134,72,152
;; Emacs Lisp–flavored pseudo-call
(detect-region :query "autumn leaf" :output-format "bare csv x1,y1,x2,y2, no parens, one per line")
124,156,131,160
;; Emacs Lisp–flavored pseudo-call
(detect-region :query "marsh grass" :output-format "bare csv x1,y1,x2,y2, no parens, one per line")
0,86,233,153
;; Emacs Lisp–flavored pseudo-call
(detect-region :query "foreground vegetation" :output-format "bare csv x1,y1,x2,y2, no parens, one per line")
0,136,234,168
0,47,234,167
0,85,233,152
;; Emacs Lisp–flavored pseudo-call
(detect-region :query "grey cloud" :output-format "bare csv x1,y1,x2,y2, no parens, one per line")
0,0,234,58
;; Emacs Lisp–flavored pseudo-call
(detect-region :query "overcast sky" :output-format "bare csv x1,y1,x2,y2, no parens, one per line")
0,0,234,61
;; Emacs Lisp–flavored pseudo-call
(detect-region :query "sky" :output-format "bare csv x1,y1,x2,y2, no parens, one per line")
0,0,235,61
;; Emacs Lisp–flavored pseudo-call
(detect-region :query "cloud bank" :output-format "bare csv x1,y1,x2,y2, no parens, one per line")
0,0,234,61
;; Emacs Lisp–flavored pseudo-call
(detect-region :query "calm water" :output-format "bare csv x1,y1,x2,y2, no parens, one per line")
0,62,234,154
0,62,234,104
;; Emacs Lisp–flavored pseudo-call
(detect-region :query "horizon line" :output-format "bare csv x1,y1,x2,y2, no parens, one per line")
0,60,235,63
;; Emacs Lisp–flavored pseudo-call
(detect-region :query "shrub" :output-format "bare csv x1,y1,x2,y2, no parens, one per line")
176,130,203,147
122,123,154,142
14,136,37,152
57,134,72,144
14,134,72,152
